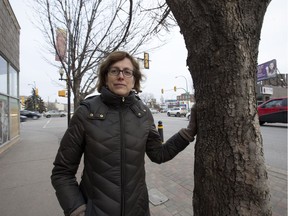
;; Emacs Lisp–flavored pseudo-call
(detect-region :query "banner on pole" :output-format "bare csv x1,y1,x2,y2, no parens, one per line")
55,28,67,61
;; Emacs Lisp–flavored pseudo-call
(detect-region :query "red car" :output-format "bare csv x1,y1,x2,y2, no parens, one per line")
257,97,288,125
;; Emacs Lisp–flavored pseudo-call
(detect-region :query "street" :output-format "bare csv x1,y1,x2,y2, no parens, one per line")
152,113,287,172
20,113,288,173
0,114,286,216
260,124,288,171
22,113,288,170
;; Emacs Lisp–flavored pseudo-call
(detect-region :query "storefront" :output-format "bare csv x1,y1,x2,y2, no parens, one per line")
0,0,21,153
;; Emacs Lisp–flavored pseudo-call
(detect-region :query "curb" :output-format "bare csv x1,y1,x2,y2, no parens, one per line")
266,165,287,180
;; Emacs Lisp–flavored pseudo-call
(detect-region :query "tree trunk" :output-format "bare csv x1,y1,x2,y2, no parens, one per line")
166,0,272,215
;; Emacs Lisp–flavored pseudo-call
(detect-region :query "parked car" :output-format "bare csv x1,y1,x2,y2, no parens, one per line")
186,103,195,121
20,110,41,120
160,108,168,113
257,97,288,125
186,112,191,121
20,115,27,122
150,108,159,114
44,110,67,118
167,107,188,117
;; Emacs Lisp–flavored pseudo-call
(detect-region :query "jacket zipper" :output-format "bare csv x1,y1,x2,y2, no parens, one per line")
120,97,125,216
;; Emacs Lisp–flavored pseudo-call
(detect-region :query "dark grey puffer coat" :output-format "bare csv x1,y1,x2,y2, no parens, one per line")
51,88,189,216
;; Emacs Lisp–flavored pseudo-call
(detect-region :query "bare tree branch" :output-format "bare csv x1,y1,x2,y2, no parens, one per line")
30,0,175,108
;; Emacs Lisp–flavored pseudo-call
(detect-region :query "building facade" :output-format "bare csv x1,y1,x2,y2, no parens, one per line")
0,0,21,153
176,93,195,110
256,74,288,103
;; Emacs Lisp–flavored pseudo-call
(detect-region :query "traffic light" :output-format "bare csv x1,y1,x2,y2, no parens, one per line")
174,86,177,92
144,52,149,69
58,90,66,97
35,88,39,96
161,89,164,94
21,96,25,104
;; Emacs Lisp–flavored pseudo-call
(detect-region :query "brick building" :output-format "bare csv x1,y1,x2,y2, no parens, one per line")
0,0,21,153
256,73,288,103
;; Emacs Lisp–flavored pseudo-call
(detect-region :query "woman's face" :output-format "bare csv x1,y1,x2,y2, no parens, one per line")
105,58,135,97
269,62,274,70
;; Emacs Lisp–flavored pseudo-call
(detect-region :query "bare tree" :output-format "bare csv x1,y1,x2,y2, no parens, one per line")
166,0,272,215
139,92,155,106
31,0,175,108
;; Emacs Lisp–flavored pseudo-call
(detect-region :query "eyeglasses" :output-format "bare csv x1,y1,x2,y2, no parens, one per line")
108,68,134,78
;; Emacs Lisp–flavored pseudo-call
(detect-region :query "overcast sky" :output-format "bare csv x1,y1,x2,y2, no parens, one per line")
9,0,288,104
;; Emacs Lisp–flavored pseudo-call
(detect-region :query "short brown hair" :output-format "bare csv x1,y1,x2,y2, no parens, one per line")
96,51,144,94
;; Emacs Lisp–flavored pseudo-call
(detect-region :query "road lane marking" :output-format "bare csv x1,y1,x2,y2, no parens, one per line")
43,118,51,128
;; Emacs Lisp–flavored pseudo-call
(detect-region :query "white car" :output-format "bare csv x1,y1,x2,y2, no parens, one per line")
167,107,188,117
44,110,67,118
186,112,191,120
150,108,159,114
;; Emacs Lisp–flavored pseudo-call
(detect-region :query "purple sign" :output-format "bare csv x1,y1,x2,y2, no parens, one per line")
257,59,277,82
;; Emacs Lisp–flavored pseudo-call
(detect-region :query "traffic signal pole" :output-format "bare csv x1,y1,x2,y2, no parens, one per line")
67,80,71,125
175,76,190,110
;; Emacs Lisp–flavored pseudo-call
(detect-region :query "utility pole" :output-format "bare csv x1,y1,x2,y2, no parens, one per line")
175,76,190,110
58,18,72,126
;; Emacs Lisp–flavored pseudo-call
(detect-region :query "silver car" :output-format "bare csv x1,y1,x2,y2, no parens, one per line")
167,107,188,117
44,110,67,118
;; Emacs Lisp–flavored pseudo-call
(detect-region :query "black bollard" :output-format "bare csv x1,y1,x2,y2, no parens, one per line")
158,120,164,143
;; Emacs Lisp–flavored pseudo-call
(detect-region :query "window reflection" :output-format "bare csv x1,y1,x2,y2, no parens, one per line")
0,95,9,145
9,66,18,97
0,56,8,94
10,98,20,139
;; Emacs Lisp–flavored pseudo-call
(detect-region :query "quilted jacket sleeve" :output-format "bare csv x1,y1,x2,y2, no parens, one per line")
145,120,190,164
51,106,88,216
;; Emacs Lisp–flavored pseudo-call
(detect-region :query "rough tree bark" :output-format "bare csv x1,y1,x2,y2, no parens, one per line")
166,0,272,215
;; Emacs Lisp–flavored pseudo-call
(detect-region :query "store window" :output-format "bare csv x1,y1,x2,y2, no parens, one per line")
0,95,9,145
0,56,8,94
9,66,18,97
10,98,19,139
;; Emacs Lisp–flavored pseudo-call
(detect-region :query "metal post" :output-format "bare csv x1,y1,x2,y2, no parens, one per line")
33,88,36,111
175,76,190,110
59,71,70,126
67,80,71,125
58,18,72,126
158,121,164,143
67,18,72,125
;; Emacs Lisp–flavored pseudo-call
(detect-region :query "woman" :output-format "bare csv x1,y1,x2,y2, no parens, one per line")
51,51,196,216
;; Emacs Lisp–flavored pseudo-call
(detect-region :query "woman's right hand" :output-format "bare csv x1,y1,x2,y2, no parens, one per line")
70,204,86,216
178,104,197,142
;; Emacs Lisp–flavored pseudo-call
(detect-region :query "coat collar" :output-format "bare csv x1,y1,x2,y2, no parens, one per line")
81,88,147,120
100,87,138,107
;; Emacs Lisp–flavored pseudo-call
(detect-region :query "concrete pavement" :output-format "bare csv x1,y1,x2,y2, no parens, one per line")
0,120,287,216
146,145,287,216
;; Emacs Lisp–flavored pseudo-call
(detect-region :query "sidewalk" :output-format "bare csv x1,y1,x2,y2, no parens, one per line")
0,122,287,216
146,144,287,216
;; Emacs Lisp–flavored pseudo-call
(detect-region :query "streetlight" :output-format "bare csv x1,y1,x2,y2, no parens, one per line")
175,75,190,110
59,67,71,125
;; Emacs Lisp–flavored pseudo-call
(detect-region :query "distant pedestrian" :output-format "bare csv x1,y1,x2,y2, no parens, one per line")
51,51,197,216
